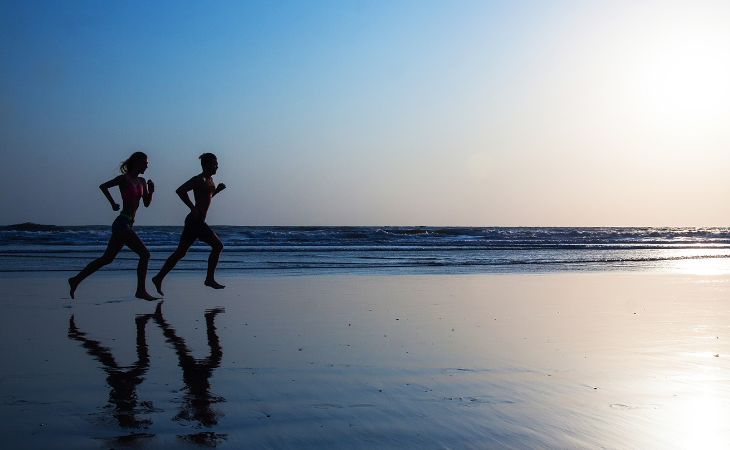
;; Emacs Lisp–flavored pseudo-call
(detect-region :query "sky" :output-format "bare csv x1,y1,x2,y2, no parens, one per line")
1,0,729,226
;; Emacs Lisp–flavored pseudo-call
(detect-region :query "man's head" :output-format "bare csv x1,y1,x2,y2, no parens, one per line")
200,153,218,175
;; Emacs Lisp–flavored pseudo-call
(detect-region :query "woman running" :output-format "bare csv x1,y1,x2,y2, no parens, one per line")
68,152,158,300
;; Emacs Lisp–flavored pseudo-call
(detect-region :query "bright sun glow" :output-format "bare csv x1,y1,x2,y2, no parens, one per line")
618,13,730,132
637,45,729,126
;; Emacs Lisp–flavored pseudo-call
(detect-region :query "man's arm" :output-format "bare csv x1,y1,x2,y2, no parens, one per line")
99,176,123,211
212,183,226,198
175,176,199,211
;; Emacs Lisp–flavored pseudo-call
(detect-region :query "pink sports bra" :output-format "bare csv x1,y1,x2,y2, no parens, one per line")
120,175,144,203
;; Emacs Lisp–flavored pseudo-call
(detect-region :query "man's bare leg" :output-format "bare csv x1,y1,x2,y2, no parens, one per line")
152,236,195,296
202,234,225,289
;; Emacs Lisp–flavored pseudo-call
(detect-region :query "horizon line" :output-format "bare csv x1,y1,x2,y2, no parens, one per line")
2,222,729,229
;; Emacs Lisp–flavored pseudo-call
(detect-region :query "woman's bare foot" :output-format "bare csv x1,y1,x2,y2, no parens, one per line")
136,290,160,301
204,279,225,289
151,275,164,296
205,307,225,318
68,277,79,299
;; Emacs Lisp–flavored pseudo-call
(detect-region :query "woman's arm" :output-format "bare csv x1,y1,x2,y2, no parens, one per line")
99,176,123,211
143,178,154,207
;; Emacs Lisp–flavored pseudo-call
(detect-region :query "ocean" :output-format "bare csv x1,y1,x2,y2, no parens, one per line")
2,224,730,274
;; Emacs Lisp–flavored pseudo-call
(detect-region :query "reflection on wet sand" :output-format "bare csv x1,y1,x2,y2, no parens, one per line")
8,272,730,448
68,303,227,446
68,314,154,429
153,302,226,440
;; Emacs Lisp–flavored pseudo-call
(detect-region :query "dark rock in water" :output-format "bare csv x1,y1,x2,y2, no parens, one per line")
0,222,67,232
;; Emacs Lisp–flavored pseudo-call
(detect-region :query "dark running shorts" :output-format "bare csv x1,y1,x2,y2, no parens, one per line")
181,213,215,243
111,214,134,234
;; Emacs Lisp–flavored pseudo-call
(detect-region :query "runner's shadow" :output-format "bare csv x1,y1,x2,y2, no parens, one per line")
68,313,155,429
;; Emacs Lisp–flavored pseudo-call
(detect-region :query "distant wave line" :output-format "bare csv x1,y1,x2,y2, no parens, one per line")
2,244,730,255
1,253,728,272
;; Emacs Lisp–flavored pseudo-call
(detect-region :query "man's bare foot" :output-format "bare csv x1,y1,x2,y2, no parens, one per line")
204,279,225,289
68,277,79,299
151,275,164,296
136,290,160,301
135,313,152,326
154,301,164,318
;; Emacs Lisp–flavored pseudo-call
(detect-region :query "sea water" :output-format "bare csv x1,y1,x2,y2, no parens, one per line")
2,224,730,274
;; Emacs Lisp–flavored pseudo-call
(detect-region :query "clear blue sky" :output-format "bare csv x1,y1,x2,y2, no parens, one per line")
2,0,729,226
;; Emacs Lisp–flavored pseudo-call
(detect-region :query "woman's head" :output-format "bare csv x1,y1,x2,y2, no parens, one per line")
120,152,148,174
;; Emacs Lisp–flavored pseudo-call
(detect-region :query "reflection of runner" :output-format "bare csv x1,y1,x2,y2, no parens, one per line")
153,153,226,295
67,314,154,428
152,302,225,427
68,152,158,300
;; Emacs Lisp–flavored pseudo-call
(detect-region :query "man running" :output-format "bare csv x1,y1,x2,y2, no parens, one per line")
152,153,226,295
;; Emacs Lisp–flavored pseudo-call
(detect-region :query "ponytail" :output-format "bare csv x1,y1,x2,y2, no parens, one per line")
120,151,147,174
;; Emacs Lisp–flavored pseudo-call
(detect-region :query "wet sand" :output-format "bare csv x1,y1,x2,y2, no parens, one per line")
1,271,730,448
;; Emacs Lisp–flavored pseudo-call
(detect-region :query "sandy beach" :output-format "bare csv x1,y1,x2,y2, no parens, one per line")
1,270,729,448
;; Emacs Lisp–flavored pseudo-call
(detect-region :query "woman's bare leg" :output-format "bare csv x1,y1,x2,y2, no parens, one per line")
68,234,124,299
122,230,158,301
